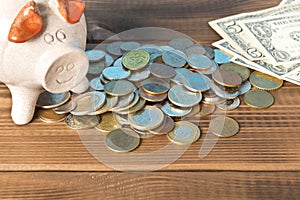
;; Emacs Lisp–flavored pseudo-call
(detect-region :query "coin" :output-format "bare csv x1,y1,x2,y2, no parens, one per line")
138,45,163,61
169,37,194,50
71,91,106,115
89,95,118,115
168,85,202,107
100,74,110,84
162,49,187,68
244,90,274,109
184,104,201,118
102,67,131,80
128,106,164,131
111,92,135,112
36,91,71,109
149,63,176,79
212,69,242,88
149,115,175,135
120,41,141,52
200,61,219,75
89,77,105,91
167,121,201,145
105,128,140,153
217,97,240,111
85,50,106,63
88,61,106,75
139,88,168,102
107,41,123,56
160,45,175,52
104,80,136,96
188,54,213,71
113,57,123,68
184,45,206,56
38,109,66,123
202,91,226,104
117,98,146,115
210,83,239,100
113,90,140,113
113,113,130,127
249,71,284,91
203,45,215,59
160,101,192,117
128,68,151,82
95,112,120,134
141,78,170,95
199,103,216,117
122,49,150,71
239,81,252,95
183,73,211,92
209,116,239,137
220,63,251,82
171,68,193,84
53,100,76,114
66,114,100,130
213,49,231,64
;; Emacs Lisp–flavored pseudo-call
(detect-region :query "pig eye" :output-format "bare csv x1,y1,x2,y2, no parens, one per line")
67,63,75,70
44,33,54,44
56,66,64,73
8,1,43,43
56,30,67,42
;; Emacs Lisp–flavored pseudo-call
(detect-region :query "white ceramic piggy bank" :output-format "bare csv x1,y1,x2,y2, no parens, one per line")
0,0,89,125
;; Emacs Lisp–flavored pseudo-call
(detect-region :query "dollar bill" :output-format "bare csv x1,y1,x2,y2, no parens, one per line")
279,0,300,6
209,3,300,61
238,13,300,66
213,39,300,77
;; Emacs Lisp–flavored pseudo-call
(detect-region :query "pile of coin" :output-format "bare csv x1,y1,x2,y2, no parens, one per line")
36,38,284,152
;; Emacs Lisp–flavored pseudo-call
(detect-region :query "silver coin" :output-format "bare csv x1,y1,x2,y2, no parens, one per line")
120,41,141,52
160,45,175,52
160,101,192,117
214,49,231,64
102,67,131,80
239,81,252,95
37,91,71,109
89,95,118,115
71,91,106,115
128,68,151,82
185,44,206,56
168,85,202,108
169,37,194,50
112,90,140,113
170,68,193,84
113,113,130,127
162,49,187,68
217,97,240,111
113,57,123,68
53,100,76,114
200,61,219,75
188,54,213,71
89,77,105,91
210,83,239,100
66,114,100,130
202,91,226,105
138,45,163,61
183,73,212,92
203,46,215,59
88,61,106,75
99,74,110,84
85,50,106,63
107,41,123,56
111,92,135,111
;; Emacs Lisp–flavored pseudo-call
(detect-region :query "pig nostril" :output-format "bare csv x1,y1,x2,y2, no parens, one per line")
67,63,75,71
44,33,54,44
56,30,67,42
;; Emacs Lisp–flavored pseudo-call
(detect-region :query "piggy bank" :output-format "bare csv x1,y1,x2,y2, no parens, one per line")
0,0,89,125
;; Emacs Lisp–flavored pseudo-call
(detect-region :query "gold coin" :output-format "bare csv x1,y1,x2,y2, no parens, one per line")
168,85,202,107
122,49,150,71
66,114,100,130
38,109,66,123
220,63,250,82
244,90,274,109
141,78,170,95
249,71,283,91
128,106,164,131
89,95,118,115
95,112,120,134
105,128,140,152
104,80,136,96
209,116,239,137
167,121,201,145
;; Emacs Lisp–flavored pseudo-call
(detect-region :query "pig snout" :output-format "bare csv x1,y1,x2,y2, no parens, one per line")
37,47,89,94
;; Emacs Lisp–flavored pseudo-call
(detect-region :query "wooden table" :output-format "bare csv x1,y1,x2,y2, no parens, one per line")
0,0,299,199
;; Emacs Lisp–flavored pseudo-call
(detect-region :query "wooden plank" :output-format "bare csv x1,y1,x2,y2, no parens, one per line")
85,0,282,42
0,172,299,199
0,83,299,171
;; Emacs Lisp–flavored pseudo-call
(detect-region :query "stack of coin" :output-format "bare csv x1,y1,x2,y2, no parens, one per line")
35,37,285,152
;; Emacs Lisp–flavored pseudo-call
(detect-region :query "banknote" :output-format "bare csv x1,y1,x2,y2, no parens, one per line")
238,13,300,66
212,39,300,77
209,3,300,61
279,0,300,6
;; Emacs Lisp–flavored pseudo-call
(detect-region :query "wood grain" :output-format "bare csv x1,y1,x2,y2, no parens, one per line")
0,172,299,200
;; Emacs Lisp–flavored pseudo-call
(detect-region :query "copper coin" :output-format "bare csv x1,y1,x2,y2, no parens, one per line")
139,89,168,102
149,115,175,135
149,63,176,79
212,69,242,88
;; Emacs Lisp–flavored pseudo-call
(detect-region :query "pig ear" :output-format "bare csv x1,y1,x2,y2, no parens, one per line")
56,0,85,24
8,1,43,43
